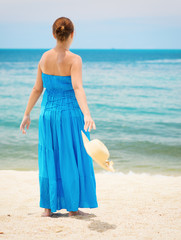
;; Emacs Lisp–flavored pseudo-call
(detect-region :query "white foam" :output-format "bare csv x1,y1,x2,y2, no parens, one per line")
95,169,181,179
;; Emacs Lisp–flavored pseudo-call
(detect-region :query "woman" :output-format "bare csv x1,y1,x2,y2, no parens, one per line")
20,17,98,217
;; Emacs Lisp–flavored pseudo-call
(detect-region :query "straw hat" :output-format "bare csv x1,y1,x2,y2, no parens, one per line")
81,130,115,172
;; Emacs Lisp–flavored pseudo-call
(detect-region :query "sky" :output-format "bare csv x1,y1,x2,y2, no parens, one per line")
0,0,181,49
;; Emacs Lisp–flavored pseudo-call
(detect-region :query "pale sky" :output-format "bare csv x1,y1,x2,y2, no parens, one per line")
0,0,181,49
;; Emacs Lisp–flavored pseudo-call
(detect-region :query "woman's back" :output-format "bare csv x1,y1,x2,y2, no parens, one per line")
40,49,81,111
40,48,77,77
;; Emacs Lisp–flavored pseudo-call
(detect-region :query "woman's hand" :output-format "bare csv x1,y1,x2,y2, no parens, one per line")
20,114,31,134
84,114,96,132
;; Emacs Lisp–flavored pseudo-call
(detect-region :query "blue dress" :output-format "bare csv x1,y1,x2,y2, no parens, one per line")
38,72,98,212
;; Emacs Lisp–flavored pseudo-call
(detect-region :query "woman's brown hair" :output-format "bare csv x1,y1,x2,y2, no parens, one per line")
52,17,74,42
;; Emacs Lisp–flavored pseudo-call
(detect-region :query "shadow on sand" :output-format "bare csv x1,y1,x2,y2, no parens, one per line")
49,211,117,233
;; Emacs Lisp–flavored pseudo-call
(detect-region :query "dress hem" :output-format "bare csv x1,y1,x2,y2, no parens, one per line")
39,202,98,212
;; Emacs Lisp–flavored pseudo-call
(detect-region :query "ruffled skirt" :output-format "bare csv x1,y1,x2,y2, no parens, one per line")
38,105,98,212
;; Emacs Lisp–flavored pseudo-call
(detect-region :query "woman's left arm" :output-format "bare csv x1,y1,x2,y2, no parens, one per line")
20,62,43,134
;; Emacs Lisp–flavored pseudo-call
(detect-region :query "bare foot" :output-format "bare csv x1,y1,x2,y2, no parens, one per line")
41,209,53,217
68,209,89,217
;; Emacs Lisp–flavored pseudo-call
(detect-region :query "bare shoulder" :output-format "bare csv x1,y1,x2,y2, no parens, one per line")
71,52,82,62
40,49,52,61
70,52,82,67
39,49,51,66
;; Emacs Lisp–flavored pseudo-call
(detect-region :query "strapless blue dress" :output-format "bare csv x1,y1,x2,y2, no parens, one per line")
38,72,98,212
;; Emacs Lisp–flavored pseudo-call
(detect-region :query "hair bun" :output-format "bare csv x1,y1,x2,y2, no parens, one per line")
52,17,74,42
56,25,65,34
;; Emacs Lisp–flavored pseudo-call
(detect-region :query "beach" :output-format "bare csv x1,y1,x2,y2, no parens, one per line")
0,170,181,240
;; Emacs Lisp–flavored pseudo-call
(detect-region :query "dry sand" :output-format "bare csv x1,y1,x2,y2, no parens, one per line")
0,170,181,240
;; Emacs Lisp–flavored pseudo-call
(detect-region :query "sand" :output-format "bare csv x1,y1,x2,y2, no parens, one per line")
0,170,181,240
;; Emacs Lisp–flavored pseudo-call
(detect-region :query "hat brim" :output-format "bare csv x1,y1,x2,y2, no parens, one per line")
81,130,115,172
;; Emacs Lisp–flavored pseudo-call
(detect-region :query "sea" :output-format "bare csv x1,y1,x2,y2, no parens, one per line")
0,49,181,176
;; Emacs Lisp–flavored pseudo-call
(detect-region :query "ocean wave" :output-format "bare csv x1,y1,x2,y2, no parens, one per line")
114,141,181,157
95,170,181,178
137,59,181,63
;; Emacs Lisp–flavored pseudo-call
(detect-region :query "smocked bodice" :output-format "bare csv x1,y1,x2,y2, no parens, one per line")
40,72,79,112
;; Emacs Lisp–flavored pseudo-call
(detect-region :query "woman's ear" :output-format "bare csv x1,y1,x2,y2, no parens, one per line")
71,31,74,39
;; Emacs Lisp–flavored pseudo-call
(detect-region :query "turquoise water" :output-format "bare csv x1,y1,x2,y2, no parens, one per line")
0,49,181,176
